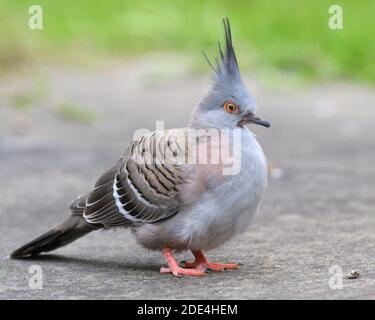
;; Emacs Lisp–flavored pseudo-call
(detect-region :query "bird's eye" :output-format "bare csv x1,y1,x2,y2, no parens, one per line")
223,101,238,113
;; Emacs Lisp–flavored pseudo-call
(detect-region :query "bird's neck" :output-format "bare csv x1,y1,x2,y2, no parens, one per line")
188,110,228,130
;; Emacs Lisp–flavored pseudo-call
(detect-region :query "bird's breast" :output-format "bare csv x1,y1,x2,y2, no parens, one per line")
182,129,268,250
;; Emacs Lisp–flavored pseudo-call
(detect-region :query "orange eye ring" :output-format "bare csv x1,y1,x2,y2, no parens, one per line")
223,101,238,113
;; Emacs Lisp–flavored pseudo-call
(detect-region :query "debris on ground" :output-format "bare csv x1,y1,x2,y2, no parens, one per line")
347,270,360,279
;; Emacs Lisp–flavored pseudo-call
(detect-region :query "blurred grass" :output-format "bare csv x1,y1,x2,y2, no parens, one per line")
57,102,98,124
0,0,374,83
10,73,50,110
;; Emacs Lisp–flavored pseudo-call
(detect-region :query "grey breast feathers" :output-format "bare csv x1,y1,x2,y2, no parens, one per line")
70,129,190,228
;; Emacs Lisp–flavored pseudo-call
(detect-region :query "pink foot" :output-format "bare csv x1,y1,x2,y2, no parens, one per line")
161,248,207,277
160,266,206,277
181,250,239,272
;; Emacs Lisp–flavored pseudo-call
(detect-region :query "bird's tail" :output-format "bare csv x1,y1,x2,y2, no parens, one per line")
10,214,98,259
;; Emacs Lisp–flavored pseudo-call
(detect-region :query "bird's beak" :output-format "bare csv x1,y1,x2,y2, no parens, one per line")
238,112,271,128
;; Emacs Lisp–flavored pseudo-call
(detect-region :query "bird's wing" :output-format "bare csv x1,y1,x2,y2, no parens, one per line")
71,128,194,228
70,157,131,227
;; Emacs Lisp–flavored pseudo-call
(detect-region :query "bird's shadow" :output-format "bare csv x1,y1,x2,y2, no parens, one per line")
14,254,160,273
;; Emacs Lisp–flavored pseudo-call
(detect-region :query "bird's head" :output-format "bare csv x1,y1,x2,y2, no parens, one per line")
189,18,270,130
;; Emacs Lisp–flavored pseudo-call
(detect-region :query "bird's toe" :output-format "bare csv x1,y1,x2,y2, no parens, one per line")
159,265,206,277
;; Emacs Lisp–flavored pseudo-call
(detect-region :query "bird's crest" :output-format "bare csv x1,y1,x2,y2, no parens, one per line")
203,18,240,79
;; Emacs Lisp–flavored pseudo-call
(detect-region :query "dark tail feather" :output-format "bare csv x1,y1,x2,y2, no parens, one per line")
10,215,98,259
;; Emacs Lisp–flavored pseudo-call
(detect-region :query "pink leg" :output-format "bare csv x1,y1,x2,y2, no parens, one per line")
181,250,239,272
160,248,207,277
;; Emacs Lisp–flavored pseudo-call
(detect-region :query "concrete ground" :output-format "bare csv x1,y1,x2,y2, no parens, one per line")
0,59,374,299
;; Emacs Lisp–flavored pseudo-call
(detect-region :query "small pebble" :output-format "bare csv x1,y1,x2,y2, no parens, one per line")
347,270,360,279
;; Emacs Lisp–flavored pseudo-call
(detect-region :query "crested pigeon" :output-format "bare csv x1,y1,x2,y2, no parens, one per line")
11,18,271,277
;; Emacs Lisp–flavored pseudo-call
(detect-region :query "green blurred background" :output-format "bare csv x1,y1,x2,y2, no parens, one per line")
0,0,374,83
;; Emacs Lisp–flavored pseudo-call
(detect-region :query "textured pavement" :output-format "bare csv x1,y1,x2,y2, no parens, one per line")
1,59,374,299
